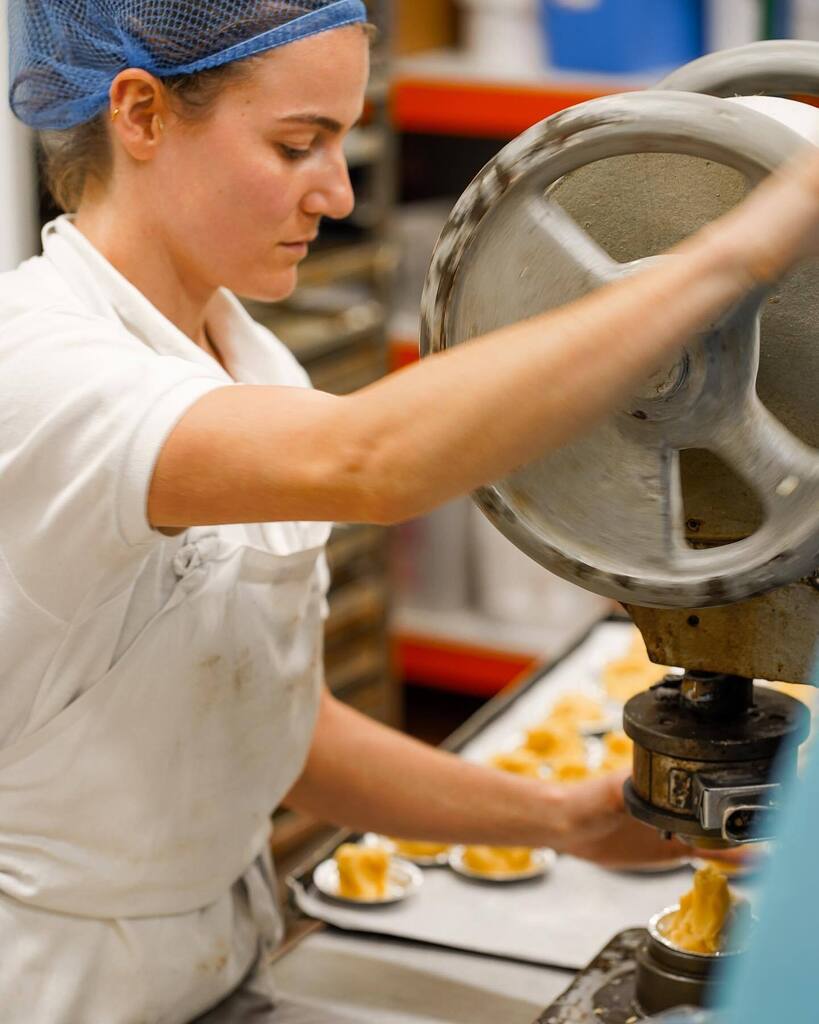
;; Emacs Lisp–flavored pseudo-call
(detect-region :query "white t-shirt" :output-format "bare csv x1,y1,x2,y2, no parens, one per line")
0,217,332,1022
0,215,322,745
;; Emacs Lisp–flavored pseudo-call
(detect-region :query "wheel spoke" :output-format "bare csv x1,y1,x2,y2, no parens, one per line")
525,197,618,286
709,293,765,405
503,424,687,574
697,295,763,429
444,196,619,341
712,399,819,516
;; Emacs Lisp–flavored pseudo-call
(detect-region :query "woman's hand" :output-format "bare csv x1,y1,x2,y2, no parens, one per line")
549,771,690,868
704,142,819,284
286,693,691,869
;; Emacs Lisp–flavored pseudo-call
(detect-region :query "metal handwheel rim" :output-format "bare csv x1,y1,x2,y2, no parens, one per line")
420,90,819,609
659,39,819,98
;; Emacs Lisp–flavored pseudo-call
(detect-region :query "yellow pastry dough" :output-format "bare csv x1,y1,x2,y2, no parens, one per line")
548,693,606,727
661,865,732,955
604,730,633,759
699,857,750,878
462,846,534,875
768,680,816,706
490,748,543,778
603,631,671,703
390,839,450,859
552,758,591,783
600,730,634,774
524,721,585,763
335,844,390,901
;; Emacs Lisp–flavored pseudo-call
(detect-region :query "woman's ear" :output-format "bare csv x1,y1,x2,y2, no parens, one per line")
108,69,169,161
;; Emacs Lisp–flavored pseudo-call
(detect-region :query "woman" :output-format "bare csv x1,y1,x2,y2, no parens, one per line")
4,2,819,1021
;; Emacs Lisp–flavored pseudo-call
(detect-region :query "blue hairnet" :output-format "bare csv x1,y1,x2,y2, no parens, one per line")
8,0,368,131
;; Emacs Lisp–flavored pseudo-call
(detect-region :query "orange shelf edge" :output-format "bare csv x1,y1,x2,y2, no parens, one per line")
389,337,420,372
392,76,627,138
394,632,542,698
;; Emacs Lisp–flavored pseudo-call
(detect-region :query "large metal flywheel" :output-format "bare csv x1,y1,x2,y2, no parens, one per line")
421,90,819,609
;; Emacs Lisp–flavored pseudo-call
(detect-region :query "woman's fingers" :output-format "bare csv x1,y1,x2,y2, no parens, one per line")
566,816,690,869
549,772,690,867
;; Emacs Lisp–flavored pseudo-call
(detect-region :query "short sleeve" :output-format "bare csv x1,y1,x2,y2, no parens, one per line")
0,308,227,620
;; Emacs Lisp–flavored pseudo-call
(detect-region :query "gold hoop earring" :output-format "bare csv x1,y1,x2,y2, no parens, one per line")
111,107,120,122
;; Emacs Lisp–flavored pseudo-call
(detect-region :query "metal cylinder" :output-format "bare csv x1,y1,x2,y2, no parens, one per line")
635,907,747,1015
623,676,809,846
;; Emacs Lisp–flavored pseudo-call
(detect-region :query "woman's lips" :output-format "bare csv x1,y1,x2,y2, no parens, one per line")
280,238,314,258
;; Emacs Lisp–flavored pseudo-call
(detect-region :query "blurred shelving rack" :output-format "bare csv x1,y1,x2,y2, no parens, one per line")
388,49,637,697
391,49,645,138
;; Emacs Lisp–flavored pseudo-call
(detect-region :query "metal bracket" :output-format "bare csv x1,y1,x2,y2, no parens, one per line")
694,776,780,843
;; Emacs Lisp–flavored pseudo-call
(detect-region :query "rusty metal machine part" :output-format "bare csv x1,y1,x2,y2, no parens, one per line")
536,929,647,1024
627,578,818,685
421,47,819,873
536,922,748,1022
472,45,819,1021
420,90,819,611
626,42,819,683
535,927,726,1024
635,907,749,1016
623,673,809,846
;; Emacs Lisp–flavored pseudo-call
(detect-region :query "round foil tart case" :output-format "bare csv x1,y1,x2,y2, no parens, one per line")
312,857,423,907
616,858,691,876
649,904,752,959
448,846,557,883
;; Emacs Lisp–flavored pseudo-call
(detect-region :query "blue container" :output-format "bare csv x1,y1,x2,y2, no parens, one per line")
541,0,705,75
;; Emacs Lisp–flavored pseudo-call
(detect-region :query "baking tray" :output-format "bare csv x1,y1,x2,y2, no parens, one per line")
287,620,698,971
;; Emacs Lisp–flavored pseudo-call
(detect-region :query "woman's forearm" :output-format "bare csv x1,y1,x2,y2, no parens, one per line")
284,691,619,851
150,147,819,530
284,691,699,867
152,228,754,530
324,148,819,525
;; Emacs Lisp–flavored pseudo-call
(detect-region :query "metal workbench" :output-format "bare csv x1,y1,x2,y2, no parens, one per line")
270,928,573,1024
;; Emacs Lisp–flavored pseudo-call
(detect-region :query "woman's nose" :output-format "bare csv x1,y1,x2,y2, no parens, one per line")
301,151,356,221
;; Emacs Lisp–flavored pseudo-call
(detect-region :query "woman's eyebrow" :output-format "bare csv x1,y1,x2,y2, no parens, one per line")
278,114,345,134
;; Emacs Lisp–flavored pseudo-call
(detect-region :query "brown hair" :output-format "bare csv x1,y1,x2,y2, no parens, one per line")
39,22,376,213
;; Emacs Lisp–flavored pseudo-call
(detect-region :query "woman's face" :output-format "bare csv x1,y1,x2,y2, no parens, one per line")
149,26,369,302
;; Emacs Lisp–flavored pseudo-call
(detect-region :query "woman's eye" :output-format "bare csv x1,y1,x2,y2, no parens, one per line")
278,144,312,161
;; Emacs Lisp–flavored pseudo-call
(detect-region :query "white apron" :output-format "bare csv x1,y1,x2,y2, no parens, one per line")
0,528,325,919
0,219,332,1022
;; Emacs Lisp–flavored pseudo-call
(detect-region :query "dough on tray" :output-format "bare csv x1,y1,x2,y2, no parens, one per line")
548,693,606,727
524,721,585,763
335,844,390,901
462,846,534,875
552,758,592,783
600,730,634,774
490,748,543,778
390,839,450,859
602,630,670,703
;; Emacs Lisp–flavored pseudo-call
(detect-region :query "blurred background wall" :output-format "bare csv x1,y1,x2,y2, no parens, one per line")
0,1,38,271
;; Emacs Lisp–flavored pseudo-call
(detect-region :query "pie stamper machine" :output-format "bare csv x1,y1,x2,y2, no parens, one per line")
420,41,819,1021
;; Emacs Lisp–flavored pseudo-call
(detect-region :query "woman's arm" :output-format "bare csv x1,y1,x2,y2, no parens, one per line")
149,147,819,529
283,690,688,868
